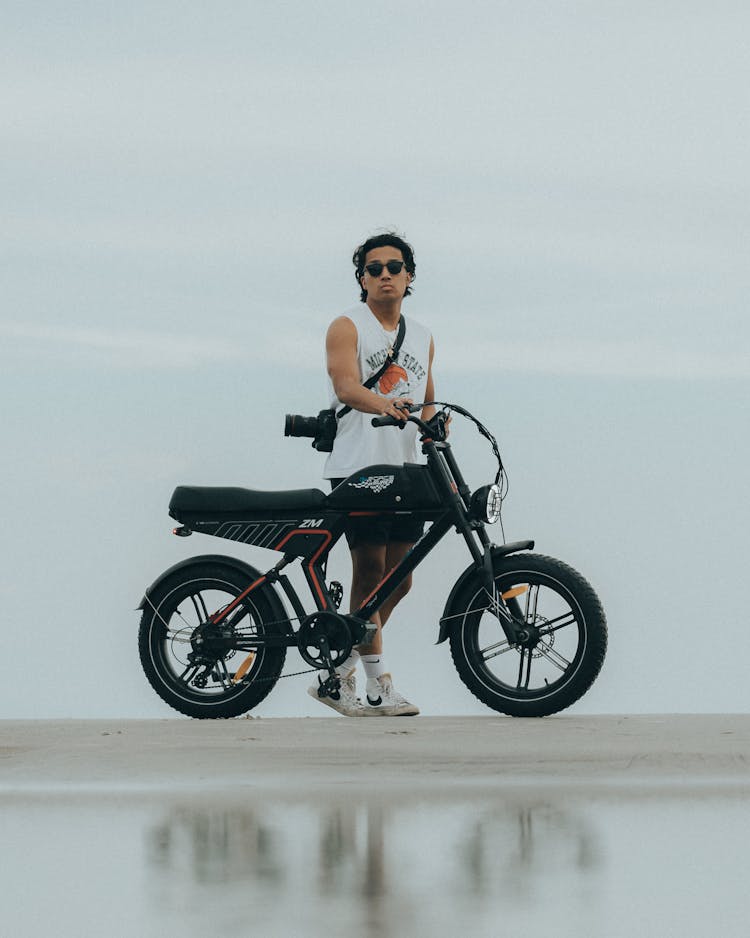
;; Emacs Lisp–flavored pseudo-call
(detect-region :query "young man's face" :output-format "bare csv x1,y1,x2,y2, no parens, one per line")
360,246,412,303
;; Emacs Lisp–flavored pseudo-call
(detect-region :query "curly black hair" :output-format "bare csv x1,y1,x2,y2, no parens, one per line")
352,231,416,303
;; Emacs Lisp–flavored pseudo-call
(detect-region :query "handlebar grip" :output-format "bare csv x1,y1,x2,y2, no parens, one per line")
371,414,403,428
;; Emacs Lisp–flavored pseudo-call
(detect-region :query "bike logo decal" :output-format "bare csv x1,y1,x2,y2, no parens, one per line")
348,475,395,493
299,518,324,528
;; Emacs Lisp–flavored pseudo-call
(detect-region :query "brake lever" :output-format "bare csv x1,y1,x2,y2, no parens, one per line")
420,409,450,443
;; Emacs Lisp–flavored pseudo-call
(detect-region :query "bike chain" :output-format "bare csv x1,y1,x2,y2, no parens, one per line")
238,665,318,686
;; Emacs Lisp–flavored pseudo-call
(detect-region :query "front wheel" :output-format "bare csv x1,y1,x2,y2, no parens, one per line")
138,562,288,718
449,553,607,717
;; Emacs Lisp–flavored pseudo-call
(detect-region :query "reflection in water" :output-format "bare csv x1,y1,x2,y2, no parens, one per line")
3,792,748,937
463,803,600,898
149,807,284,885
145,796,601,936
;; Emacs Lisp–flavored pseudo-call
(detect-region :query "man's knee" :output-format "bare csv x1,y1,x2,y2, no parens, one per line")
391,573,413,604
351,545,387,593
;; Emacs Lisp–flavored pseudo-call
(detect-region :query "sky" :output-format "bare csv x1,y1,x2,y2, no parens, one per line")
1,1,749,718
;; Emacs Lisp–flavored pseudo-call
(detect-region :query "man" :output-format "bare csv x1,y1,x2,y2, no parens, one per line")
308,232,437,717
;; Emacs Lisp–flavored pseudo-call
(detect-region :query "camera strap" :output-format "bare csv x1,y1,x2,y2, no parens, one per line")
335,315,406,420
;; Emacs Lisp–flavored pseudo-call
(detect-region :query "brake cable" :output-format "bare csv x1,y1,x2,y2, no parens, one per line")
420,400,509,498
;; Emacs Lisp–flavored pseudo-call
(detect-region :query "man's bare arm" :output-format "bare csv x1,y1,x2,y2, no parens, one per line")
421,337,436,423
326,316,412,419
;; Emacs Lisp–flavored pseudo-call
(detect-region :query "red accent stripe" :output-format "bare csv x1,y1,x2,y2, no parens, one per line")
274,529,333,608
308,532,333,607
360,565,398,608
273,529,319,552
211,576,266,623
348,511,381,517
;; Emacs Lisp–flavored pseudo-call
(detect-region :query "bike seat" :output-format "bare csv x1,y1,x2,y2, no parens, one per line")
170,485,327,516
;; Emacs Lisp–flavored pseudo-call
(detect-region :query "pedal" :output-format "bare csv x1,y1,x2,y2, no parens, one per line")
317,673,341,699
328,580,344,609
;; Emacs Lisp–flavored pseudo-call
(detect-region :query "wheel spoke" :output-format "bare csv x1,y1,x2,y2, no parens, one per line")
177,664,199,684
524,584,539,624
190,593,209,623
165,630,192,644
213,658,233,690
516,647,532,689
480,637,514,661
231,612,258,636
538,611,577,637
536,640,571,672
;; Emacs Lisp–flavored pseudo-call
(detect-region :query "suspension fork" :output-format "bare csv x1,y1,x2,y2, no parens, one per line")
428,442,521,642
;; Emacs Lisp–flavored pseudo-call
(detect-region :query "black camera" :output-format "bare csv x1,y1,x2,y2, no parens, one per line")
284,409,338,452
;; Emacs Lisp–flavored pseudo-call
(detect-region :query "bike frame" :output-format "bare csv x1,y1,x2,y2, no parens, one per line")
205,425,521,647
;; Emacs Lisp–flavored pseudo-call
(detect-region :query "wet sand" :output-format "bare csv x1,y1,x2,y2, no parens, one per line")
2,714,748,795
3,716,749,937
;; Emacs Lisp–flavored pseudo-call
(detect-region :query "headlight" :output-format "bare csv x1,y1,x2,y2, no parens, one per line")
469,484,503,524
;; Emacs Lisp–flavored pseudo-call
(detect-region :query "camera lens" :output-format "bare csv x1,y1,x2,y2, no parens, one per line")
284,414,319,438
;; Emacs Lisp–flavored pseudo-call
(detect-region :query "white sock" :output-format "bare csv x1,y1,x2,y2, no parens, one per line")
361,654,387,681
336,650,360,678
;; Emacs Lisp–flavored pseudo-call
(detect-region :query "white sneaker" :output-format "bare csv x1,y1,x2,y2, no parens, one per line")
363,673,420,717
307,671,365,717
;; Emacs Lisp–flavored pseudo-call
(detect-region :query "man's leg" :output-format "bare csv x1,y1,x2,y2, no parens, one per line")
350,540,414,648
351,539,419,716
377,541,414,627
350,542,388,654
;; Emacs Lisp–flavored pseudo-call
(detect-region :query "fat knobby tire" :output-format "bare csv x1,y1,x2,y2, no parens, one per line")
138,562,287,719
449,552,607,717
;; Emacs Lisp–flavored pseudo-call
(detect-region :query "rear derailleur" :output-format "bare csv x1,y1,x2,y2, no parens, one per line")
187,622,235,687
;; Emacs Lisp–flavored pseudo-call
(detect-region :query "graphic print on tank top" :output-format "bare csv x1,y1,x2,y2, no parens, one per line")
323,306,432,479
378,363,409,397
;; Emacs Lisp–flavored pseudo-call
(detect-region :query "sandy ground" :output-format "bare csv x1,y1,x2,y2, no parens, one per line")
2,714,749,796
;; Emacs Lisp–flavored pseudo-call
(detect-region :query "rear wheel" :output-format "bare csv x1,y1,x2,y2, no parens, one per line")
138,562,288,718
449,553,607,716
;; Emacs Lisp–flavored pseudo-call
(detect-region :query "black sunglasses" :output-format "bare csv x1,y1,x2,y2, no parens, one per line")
364,260,406,277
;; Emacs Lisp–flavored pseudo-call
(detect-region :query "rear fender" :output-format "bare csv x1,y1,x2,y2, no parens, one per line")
136,553,292,634
436,540,535,644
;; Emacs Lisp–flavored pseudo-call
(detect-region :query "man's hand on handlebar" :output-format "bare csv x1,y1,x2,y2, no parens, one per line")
379,396,414,423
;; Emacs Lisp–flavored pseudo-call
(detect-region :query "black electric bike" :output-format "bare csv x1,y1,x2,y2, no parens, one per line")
138,404,607,718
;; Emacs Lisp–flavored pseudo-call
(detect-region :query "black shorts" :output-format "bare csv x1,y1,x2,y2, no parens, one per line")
329,479,425,550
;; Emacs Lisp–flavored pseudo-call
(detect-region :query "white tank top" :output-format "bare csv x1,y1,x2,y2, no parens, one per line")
323,305,432,479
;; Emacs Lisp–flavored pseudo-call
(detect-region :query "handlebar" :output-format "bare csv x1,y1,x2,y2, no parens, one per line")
370,401,506,491
371,405,446,442
371,414,405,428
371,401,424,430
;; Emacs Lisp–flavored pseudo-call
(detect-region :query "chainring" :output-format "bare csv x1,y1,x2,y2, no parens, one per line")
297,611,353,669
